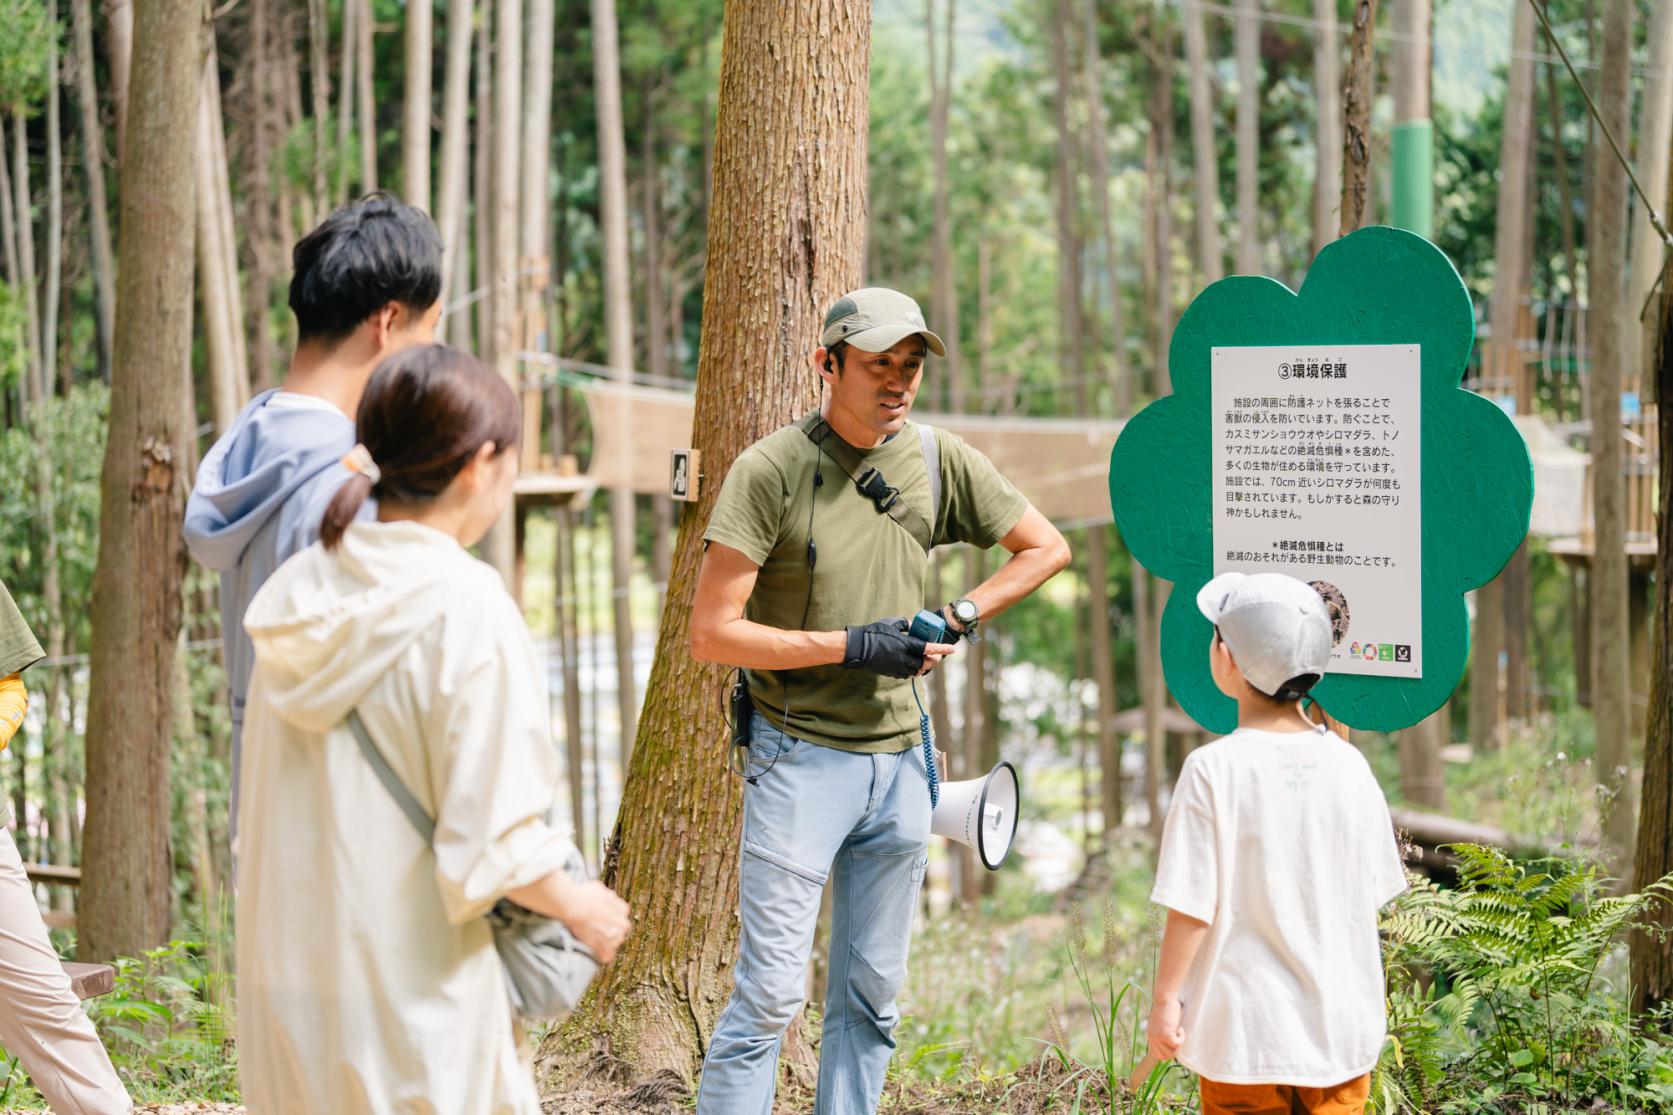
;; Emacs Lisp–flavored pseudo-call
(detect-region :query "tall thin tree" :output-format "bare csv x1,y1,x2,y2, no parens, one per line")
592,0,639,765
544,0,870,1083
1311,0,1341,256
1234,0,1259,274
1182,0,1222,286
79,0,202,962
1588,0,1637,867
1339,0,1376,234
433,0,472,345
402,0,433,212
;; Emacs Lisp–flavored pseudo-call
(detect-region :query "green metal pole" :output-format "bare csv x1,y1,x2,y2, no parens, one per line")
1391,120,1434,239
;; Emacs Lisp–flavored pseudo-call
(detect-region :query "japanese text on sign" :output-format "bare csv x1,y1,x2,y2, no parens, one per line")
1211,344,1423,679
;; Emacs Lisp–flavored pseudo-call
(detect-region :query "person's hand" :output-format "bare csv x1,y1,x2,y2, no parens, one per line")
843,617,955,679
552,876,633,963
918,641,957,676
1146,994,1185,1062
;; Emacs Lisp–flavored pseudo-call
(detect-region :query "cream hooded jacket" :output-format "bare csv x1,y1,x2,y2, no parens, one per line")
236,519,569,1115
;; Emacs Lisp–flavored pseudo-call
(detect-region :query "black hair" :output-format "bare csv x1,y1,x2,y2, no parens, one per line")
824,339,851,376
1211,627,1321,703
289,192,444,344
320,344,521,550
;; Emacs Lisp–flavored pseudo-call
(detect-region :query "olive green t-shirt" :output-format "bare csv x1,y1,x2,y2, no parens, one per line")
703,413,1029,753
0,580,43,677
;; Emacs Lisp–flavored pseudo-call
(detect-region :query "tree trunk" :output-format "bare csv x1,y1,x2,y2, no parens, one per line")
44,28,63,393
1081,0,1128,413
1589,0,1637,870
0,118,17,292
1312,0,1341,256
356,0,376,192
336,0,356,199
1503,540,1531,723
431,0,471,343
1544,61,1580,298
472,0,491,354
402,0,433,212
929,0,959,412
1339,0,1376,235
1182,0,1222,286
643,87,668,383
521,0,554,462
1234,0,1258,274
1469,0,1536,755
556,508,586,855
196,37,244,435
108,0,133,160
1628,0,1673,382
1399,708,1446,811
480,0,521,581
307,0,329,218
433,0,471,344
1631,131,1673,1015
11,115,44,403
592,0,638,766
79,0,200,964
542,0,869,1085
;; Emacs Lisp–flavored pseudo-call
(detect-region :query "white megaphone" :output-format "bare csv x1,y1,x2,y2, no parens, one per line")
931,761,1020,871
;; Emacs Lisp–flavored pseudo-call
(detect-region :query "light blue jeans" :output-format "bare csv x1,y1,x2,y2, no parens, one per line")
696,711,932,1115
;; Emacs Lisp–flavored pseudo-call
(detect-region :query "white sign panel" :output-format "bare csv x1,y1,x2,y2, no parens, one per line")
1211,344,1422,679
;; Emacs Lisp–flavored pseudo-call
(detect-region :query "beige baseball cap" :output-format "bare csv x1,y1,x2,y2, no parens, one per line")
821,287,946,356
1197,572,1333,697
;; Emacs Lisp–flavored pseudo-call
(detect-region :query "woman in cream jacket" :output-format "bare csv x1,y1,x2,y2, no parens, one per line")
236,345,629,1114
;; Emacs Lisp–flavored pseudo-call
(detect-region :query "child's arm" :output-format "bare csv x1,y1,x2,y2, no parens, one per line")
1147,907,1210,1061
0,672,27,751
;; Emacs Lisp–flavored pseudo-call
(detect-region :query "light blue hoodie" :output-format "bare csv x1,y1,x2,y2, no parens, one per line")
183,389,371,839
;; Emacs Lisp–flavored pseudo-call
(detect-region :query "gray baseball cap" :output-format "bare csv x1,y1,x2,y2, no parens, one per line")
1196,572,1333,697
821,287,946,356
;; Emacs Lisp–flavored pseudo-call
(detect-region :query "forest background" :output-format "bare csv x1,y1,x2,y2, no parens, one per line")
3,0,1673,1111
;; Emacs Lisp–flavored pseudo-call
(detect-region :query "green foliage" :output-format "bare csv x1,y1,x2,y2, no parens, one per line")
0,0,53,113
1376,847,1673,1112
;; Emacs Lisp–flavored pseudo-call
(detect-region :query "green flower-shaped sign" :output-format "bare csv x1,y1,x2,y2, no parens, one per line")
1109,226,1533,734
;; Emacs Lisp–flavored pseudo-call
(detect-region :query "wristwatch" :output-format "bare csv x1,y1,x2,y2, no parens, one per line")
947,597,981,643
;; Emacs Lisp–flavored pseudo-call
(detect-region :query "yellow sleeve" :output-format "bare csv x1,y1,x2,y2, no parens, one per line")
0,673,26,752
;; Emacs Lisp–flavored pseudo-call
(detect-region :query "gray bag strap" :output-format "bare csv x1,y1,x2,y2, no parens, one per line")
347,710,437,845
918,423,940,535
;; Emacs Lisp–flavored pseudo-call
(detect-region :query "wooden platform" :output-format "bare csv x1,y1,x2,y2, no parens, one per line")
64,961,115,1000
1546,535,1658,567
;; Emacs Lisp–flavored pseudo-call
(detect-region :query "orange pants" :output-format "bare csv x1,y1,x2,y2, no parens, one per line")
1199,1074,1370,1115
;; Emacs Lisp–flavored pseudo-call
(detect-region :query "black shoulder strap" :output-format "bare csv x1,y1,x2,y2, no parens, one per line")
802,416,934,552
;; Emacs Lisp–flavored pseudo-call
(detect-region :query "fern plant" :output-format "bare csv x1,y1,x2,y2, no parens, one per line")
1375,844,1673,1112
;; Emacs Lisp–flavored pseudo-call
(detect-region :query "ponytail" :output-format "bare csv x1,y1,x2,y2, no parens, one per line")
320,473,375,552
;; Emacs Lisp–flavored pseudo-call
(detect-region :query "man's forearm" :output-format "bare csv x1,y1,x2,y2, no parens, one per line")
952,544,1068,625
690,619,848,672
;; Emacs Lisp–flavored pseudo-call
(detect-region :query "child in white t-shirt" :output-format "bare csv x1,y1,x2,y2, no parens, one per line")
1146,572,1407,1115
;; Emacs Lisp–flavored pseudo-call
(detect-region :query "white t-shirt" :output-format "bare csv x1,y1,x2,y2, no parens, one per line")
1150,726,1407,1086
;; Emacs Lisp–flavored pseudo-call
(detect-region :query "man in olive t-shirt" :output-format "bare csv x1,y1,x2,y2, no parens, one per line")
689,287,1070,1115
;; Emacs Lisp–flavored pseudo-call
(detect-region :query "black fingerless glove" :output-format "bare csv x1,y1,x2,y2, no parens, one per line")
841,617,928,679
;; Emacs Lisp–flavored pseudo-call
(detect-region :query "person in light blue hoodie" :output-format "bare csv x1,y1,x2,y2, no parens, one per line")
184,192,443,842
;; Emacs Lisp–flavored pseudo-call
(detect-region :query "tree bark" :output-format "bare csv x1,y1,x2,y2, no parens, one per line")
1631,128,1673,1016
471,0,491,353
1544,61,1580,298
108,0,134,160
521,0,554,462
356,0,375,192
1339,0,1376,235
11,115,45,404
196,34,245,435
0,119,17,293
1312,0,1341,257
541,0,869,1085
1469,0,1536,756
402,0,433,212
1182,0,1222,286
44,27,63,393
1081,0,1128,413
79,0,201,963
592,0,639,766
335,0,356,199
307,0,329,218
1234,0,1258,274
929,0,959,412
433,0,472,346
1628,0,1673,382
479,0,521,581
1589,0,1637,870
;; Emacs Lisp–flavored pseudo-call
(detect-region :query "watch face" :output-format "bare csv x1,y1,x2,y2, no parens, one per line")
953,599,978,623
